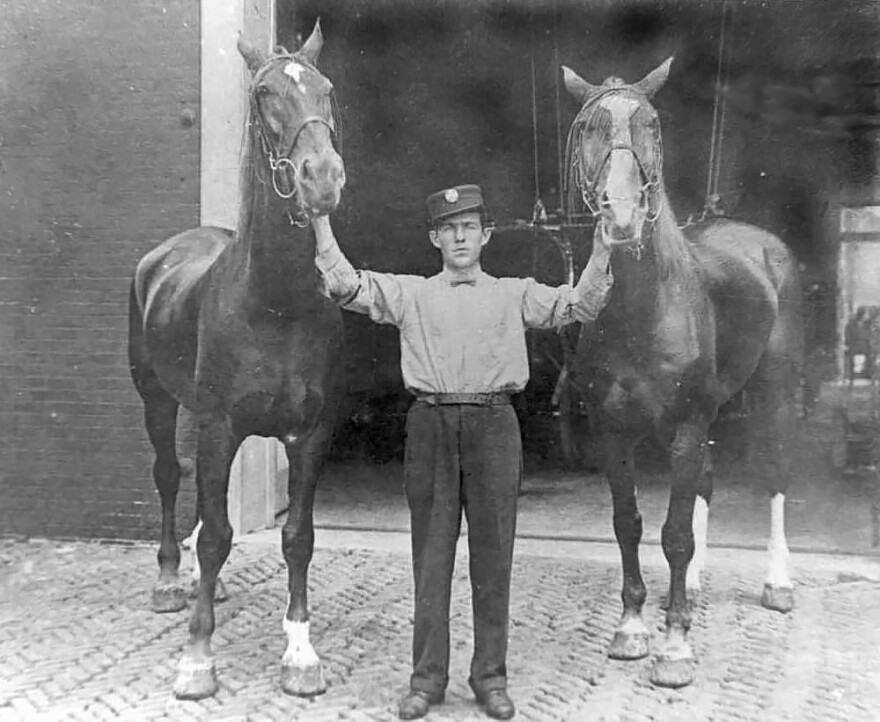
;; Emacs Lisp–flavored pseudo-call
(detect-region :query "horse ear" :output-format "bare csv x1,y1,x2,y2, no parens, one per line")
562,66,600,105
634,56,674,98
238,35,268,76
299,18,324,65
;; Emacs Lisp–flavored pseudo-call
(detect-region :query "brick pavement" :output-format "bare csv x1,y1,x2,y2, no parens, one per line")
2,531,880,722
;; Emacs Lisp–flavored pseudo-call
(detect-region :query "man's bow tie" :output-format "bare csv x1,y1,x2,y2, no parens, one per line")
450,278,476,287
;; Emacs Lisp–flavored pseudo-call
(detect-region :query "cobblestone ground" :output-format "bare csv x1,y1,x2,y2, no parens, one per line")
2,534,880,721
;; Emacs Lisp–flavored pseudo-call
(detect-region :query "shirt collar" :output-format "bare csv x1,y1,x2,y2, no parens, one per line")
439,268,484,287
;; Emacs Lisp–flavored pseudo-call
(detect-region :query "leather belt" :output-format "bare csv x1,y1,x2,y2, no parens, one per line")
416,392,511,407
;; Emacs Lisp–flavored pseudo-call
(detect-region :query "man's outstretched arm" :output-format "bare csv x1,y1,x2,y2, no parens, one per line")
521,236,613,329
312,215,412,327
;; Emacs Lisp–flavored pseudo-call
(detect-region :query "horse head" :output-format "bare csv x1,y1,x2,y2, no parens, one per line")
563,58,672,251
238,20,345,220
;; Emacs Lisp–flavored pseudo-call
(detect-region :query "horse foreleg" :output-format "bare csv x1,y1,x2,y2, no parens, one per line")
280,425,330,697
606,437,649,661
652,421,706,688
173,420,237,701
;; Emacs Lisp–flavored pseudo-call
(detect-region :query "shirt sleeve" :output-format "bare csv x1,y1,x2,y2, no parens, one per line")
520,253,613,329
315,240,410,327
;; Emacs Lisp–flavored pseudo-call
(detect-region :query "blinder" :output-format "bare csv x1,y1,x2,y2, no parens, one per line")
566,85,664,224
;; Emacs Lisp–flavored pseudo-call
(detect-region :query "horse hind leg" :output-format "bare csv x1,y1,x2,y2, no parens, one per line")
605,438,650,662
129,284,187,612
181,520,229,604
686,451,714,596
280,422,333,697
136,376,188,613
748,367,796,613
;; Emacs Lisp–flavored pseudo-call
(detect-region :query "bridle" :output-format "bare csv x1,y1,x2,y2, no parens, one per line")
565,83,664,227
249,55,341,224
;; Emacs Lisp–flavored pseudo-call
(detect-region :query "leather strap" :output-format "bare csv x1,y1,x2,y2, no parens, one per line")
416,392,511,407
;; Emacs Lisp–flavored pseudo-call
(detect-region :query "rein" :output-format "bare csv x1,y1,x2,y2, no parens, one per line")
249,55,341,226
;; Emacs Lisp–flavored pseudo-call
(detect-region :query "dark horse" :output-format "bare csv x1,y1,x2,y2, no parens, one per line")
128,23,345,699
561,59,803,687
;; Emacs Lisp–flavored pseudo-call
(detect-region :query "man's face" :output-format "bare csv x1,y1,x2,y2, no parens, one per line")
429,211,492,271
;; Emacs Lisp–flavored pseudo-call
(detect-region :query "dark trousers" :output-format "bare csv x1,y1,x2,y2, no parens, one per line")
404,401,522,697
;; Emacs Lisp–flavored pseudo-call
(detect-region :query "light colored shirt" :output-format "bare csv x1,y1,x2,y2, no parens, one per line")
316,242,612,395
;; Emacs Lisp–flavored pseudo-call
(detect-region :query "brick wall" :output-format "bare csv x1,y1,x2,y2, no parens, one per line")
0,1,199,539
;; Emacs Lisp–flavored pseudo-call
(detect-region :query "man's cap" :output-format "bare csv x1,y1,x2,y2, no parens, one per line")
426,184,484,224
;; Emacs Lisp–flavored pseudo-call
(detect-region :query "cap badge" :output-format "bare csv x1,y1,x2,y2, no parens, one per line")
444,188,459,204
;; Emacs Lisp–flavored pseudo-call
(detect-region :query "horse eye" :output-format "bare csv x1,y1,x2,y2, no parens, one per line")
600,190,611,206
255,85,270,97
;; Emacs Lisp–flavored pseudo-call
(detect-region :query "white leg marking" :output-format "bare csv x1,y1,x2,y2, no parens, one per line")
618,614,648,635
687,496,709,592
182,519,202,583
765,493,792,588
282,612,319,668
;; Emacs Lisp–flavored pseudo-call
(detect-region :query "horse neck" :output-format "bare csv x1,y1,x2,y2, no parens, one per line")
234,166,320,316
607,187,698,327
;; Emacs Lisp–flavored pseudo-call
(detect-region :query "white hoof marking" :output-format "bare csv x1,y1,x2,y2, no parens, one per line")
282,619,320,668
687,496,710,592
765,494,792,589
618,615,648,636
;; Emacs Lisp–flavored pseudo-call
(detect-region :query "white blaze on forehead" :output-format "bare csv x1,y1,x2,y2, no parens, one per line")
599,94,640,146
284,61,305,82
283,61,307,93
598,95,641,193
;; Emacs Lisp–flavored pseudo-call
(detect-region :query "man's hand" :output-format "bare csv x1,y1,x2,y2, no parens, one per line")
311,215,336,255
591,228,612,273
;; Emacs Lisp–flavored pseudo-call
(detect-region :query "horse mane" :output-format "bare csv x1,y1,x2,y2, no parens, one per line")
236,101,264,242
651,186,697,283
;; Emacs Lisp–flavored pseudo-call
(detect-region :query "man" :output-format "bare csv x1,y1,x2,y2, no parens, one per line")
313,184,612,720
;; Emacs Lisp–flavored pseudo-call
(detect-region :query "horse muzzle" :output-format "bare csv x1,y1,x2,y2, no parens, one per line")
297,151,346,215
599,214,646,249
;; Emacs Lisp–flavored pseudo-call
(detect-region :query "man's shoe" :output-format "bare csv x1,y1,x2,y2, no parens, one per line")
475,689,515,720
398,690,445,720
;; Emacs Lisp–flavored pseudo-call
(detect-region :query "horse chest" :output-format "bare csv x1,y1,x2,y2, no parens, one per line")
598,329,703,427
195,312,341,415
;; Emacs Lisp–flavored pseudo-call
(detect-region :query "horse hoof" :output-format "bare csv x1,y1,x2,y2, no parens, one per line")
188,578,229,603
608,631,650,660
173,657,218,700
761,584,794,613
650,655,695,688
151,583,187,613
281,662,327,697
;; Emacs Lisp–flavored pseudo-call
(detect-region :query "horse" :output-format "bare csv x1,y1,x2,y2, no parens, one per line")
560,58,803,688
128,22,345,700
